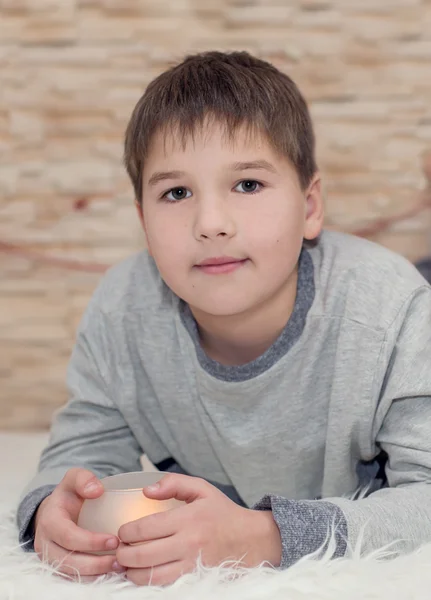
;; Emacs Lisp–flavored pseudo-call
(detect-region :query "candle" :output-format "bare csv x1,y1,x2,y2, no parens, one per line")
77,471,184,548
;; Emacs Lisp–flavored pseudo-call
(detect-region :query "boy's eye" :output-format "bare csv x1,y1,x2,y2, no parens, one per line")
234,180,261,194
163,187,192,202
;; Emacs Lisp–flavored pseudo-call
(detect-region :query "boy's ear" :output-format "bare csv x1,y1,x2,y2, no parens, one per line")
303,173,324,241
135,200,152,255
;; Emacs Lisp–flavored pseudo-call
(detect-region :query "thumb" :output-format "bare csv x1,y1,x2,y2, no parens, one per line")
143,474,210,504
59,467,104,499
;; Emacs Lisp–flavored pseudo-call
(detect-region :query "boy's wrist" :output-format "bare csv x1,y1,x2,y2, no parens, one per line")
34,495,52,534
248,509,282,568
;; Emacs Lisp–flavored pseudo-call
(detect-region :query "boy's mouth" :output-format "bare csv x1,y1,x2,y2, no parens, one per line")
195,256,248,275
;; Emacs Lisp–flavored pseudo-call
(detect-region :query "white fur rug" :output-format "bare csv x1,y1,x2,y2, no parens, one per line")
2,500,431,600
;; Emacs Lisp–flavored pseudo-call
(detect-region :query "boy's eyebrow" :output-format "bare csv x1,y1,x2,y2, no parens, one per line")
147,170,185,187
147,160,277,187
231,160,278,174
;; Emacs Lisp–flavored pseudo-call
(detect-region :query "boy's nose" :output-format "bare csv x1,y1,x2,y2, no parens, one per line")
193,200,236,241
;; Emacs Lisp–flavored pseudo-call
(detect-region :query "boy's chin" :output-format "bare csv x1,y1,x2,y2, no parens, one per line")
188,295,259,319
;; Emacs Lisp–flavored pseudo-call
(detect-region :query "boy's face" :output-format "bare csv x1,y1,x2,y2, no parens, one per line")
138,122,323,318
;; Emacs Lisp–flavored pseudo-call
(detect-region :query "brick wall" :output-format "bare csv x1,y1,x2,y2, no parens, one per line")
1,0,431,430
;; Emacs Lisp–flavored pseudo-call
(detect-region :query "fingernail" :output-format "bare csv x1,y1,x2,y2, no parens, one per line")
84,481,100,494
145,483,160,492
105,537,118,550
112,561,125,572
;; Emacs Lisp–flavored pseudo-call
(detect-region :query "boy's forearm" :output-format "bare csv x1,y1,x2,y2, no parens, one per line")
254,483,431,568
327,484,431,557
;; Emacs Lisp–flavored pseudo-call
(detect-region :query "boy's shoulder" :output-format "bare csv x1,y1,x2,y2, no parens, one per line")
309,230,430,329
314,230,426,285
89,250,174,317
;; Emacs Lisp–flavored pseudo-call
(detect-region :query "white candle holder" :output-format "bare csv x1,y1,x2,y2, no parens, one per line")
77,471,184,544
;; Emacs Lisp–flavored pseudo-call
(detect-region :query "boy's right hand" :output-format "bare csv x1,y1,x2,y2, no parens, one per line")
34,468,123,578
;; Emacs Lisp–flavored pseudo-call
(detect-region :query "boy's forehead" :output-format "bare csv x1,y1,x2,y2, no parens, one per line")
148,120,272,161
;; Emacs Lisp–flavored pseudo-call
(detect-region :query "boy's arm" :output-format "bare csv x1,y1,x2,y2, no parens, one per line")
254,285,431,569
17,302,144,551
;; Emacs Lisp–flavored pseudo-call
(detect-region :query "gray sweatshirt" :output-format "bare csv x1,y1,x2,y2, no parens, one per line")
17,231,431,568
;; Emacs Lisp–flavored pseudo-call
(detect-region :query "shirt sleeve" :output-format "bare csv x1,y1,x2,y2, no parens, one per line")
254,285,431,569
16,300,144,551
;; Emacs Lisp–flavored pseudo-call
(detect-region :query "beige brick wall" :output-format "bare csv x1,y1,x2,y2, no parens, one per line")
1,0,431,430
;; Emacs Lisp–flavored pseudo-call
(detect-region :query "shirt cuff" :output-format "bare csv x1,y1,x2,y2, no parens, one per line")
253,494,348,569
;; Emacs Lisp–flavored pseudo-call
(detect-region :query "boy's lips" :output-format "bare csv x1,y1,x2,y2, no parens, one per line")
195,256,248,275
197,256,243,266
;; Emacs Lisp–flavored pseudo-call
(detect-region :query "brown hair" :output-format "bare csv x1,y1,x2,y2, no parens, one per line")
124,51,317,204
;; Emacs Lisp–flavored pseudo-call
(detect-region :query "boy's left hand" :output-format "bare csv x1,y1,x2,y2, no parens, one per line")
116,473,282,586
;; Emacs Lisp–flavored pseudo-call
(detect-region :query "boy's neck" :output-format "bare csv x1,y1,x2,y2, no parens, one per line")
190,268,299,367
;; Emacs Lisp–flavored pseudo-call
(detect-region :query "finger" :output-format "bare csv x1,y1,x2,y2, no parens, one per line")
126,560,192,587
118,509,178,544
116,537,181,569
38,539,125,578
143,473,211,503
58,468,104,499
52,512,119,553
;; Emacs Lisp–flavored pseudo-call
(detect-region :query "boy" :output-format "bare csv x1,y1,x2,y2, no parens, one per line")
17,51,431,587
